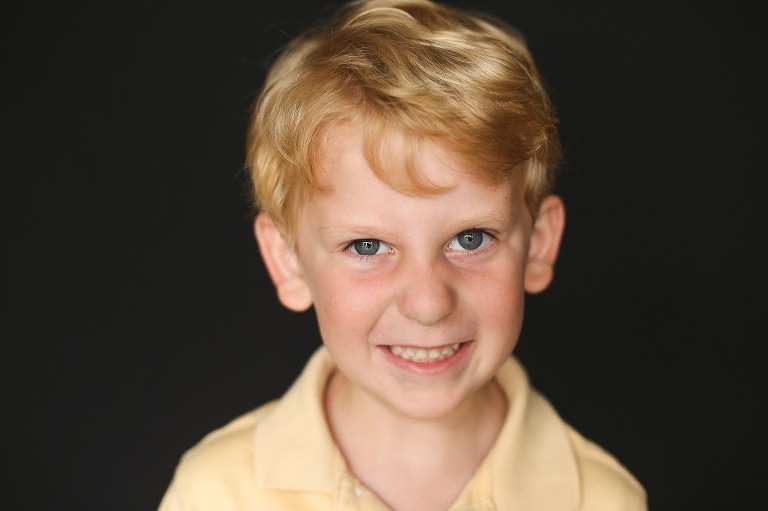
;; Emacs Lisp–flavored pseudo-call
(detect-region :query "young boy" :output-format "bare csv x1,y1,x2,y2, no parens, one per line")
159,1,646,509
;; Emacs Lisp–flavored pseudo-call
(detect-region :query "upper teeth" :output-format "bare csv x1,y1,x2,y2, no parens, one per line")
389,344,460,362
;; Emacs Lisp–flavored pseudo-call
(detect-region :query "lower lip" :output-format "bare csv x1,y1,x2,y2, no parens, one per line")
377,341,473,376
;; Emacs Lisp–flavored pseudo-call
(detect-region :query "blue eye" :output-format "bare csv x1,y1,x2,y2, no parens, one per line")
449,229,488,251
350,239,385,256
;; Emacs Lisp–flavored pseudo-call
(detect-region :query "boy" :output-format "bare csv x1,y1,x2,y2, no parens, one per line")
159,0,646,509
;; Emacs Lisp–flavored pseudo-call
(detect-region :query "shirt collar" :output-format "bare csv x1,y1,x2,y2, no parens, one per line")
486,357,580,510
253,348,338,492
253,348,581,510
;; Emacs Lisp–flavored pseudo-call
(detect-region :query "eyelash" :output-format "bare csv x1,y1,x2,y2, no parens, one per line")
447,229,496,256
345,239,391,260
344,229,496,260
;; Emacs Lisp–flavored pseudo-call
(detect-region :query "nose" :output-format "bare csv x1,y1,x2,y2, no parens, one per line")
395,259,457,326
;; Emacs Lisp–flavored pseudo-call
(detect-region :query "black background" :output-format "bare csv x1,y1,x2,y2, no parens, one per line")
3,0,766,509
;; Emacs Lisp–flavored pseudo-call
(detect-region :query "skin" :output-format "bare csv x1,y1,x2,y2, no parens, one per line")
255,127,565,511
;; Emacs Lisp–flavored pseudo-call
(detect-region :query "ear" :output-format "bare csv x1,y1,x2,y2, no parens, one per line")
254,213,313,312
524,195,566,294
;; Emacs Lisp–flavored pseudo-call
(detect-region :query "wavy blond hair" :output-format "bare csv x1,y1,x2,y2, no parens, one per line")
248,0,561,241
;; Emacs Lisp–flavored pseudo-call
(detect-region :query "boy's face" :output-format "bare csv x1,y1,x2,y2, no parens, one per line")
256,127,564,421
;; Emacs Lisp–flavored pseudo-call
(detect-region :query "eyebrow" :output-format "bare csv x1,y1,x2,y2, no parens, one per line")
447,212,514,231
319,224,395,240
318,212,514,240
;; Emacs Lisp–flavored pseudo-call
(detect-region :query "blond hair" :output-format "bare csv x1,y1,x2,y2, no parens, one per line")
248,0,561,241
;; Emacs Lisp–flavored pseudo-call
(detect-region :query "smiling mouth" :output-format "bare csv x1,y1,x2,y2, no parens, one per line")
388,343,462,363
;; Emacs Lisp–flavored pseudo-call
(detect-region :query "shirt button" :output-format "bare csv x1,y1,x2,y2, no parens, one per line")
354,487,363,498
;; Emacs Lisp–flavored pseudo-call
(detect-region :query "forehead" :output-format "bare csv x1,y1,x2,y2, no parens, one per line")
315,122,511,197
304,126,526,229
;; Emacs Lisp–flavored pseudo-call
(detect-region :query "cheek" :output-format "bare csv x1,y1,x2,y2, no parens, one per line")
469,258,527,328
311,270,391,339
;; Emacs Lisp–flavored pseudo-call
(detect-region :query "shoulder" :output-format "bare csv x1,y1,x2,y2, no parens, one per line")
160,402,278,510
182,401,277,471
488,358,647,511
565,427,647,511
159,348,339,511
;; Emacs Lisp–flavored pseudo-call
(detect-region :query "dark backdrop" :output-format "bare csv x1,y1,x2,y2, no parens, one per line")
3,0,766,509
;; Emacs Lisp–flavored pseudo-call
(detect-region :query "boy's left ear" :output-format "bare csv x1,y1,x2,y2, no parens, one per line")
524,195,566,294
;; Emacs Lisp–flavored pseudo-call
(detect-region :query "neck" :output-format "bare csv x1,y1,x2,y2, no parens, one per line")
324,370,507,511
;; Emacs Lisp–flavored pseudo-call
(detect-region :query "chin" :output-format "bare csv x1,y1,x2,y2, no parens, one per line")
381,391,475,422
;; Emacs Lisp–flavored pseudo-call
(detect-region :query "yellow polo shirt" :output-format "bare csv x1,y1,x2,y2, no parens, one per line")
159,348,646,510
